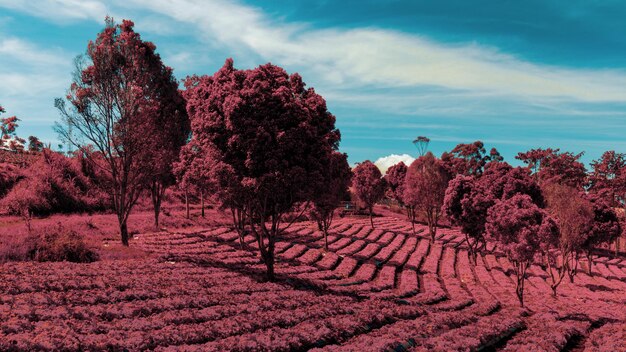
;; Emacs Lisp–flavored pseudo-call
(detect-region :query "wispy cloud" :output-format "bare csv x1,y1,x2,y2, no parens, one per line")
0,0,109,22
0,35,71,119
6,0,625,104
115,0,626,104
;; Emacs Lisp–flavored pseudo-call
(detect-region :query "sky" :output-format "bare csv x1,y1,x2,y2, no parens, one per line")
1,0,625,167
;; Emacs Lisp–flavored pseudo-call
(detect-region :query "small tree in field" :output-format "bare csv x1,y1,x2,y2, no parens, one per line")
443,175,490,262
352,160,386,228
385,162,412,222
486,194,558,306
385,162,407,202
310,152,352,250
543,182,594,285
184,59,341,280
444,163,543,263
582,193,621,275
589,151,626,255
173,139,213,220
403,152,451,240
145,85,189,228
55,18,186,245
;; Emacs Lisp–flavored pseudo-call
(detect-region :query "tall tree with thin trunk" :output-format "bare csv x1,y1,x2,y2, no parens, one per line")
588,151,626,255
55,18,184,246
352,160,386,229
403,152,451,240
310,152,352,250
183,59,341,280
542,182,594,286
385,162,412,221
145,85,189,228
582,193,621,275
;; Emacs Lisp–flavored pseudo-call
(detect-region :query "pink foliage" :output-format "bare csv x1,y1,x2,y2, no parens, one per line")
384,161,407,205
440,140,502,176
0,150,109,216
309,151,352,248
517,148,587,189
55,18,187,244
352,160,386,228
443,163,542,259
486,194,558,305
183,59,341,280
403,152,451,239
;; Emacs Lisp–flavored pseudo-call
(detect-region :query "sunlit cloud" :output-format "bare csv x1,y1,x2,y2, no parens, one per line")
374,154,415,174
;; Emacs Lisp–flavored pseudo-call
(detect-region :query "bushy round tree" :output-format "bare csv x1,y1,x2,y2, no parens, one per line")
486,194,558,306
403,152,451,239
582,193,622,275
183,59,341,280
352,160,386,229
310,152,352,250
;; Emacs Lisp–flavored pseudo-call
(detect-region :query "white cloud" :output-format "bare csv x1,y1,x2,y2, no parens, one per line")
0,0,109,22
374,154,415,174
0,35,71,120
4,0,626,104
115,0,626,104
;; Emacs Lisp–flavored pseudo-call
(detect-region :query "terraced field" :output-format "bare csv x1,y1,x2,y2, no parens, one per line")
1,215,625,351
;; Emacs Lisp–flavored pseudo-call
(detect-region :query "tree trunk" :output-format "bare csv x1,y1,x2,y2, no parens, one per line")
120,220,129,247
153,204,160,229
409,206,415,235
201,191,205,218
324,229,329,251
150,181,164,229
265,252,275,281
427,210,435,242
567,252,579,283
185,189,190,219
515,262,527,307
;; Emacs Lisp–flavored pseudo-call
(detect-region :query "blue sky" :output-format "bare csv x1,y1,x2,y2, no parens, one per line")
1,0,625,167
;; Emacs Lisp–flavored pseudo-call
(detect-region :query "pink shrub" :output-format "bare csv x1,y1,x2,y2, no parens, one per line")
0,224,98,263
0,150,109,216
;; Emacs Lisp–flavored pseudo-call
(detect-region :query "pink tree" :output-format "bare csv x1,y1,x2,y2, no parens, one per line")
517,148,587,189
542,182,594,285
442,175,489,261
0,106,25,152
173,139,213,220
486,194,558,306
55,18,185,245
384,162,411,220
441,141,502,176
582,193,622,275
145,85,190,228
183,59,341,280
403,152,451,240
310,152,352,250
384,161,407,205
589,151,626,255
352,160,386,228
443,163,543,262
